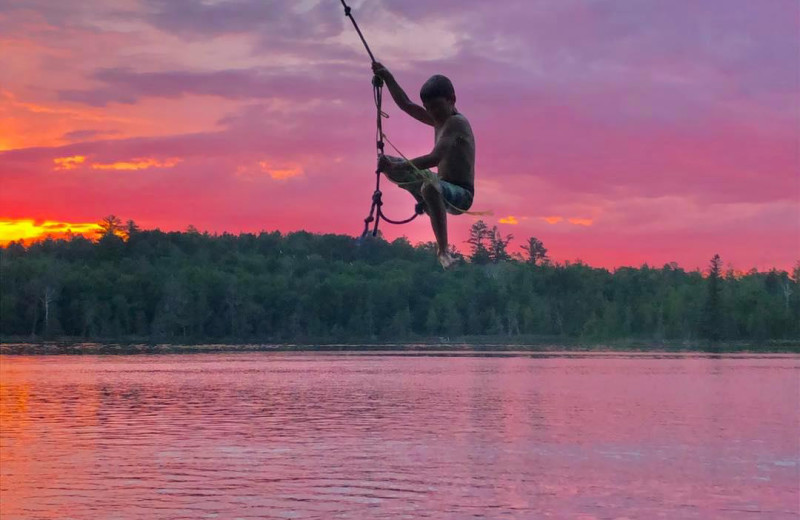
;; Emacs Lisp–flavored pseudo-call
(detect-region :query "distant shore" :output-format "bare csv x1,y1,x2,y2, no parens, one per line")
1,336,798,355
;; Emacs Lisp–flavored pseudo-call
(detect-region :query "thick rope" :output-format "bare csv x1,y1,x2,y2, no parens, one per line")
365,82,424,234
340,0,423,238
340,0,377,63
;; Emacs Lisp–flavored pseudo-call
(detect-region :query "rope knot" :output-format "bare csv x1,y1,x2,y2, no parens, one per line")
344,6,351,16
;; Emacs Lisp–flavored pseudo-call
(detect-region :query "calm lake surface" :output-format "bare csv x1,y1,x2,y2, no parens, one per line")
1,352,798,519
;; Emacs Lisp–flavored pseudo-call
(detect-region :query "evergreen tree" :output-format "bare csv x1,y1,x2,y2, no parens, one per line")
466,220,491,264
97,215,125,238
701,254,723,340
521,237,548,265
124,220,140,240
488,226,513,263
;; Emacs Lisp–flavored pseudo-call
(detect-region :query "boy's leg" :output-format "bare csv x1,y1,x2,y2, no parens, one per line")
381,158,456,268
433,181,472,268
381,158,427,209
440,181,474,216
420,181,455,269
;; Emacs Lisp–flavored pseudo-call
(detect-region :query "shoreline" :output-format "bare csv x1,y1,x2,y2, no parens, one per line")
2,337,798,355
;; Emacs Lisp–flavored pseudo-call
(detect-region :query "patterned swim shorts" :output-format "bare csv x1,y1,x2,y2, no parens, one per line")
438,179,474,215
383,158,473,215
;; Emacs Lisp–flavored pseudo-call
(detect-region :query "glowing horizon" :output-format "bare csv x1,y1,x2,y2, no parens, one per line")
0,219,104,244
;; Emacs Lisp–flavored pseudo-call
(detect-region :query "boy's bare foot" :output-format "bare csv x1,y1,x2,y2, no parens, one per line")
438,252,456,270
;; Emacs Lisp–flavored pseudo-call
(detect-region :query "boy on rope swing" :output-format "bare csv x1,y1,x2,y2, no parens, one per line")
372,62,476,270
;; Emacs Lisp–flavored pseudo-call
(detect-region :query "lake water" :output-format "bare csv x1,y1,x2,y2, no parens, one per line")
1,352,798,519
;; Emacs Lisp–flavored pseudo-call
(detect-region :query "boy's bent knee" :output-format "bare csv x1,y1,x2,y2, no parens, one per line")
383,169,404,183
421,181,441,199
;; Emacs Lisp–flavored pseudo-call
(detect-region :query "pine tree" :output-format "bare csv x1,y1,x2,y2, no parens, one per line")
701,254,723,341
97,215,125,238
466,220,491,264
123,220,140,240
488,226,513,263
521,237,548,265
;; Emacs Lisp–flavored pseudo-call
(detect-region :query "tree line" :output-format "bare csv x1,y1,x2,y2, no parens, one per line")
1,217,797,345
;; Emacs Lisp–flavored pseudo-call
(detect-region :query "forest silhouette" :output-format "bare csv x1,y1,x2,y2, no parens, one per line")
2,216,797,348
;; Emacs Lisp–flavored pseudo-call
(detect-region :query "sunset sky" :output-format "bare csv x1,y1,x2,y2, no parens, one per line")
1,0,798,270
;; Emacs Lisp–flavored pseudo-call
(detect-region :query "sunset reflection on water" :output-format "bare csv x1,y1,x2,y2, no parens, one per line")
1,353,798,519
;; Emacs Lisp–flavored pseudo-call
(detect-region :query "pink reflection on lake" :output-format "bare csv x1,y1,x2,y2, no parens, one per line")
1,352,798,519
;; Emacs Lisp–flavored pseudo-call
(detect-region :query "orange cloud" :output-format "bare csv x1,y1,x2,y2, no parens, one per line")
51,155,182,171
53,155,87,170
1,90,133,150
0,219,103,244
499,216,519,225
91,157,182,171
543,216,563,224
568,218,593,226
258,160,303,180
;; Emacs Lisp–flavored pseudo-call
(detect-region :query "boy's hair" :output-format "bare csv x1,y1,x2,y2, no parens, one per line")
420,74,455,103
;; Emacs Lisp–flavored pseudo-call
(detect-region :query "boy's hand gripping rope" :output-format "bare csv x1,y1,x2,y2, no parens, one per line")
340,0,424,238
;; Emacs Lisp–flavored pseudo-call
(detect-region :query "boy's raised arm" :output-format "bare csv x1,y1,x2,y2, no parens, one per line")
372,62,434,126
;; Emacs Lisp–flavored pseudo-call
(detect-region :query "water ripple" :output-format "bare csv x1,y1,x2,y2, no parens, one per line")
1,352,798,519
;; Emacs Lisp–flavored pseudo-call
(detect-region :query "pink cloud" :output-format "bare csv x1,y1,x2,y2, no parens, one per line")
57,65,365,107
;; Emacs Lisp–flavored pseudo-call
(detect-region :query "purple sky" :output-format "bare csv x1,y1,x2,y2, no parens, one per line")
1,0,798,269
